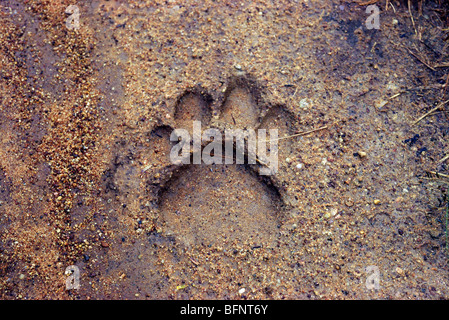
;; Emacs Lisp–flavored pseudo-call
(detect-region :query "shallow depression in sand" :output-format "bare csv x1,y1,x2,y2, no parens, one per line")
159,164,283,248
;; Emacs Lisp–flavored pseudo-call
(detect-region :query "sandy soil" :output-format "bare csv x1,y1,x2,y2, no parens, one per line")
1,0,449,299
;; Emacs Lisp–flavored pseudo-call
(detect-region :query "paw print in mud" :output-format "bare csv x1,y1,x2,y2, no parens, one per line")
147,76,298,248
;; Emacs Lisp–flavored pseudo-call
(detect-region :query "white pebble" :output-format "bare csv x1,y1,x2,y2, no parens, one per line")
296,163,303,169
358,151,367,158
330,208,338,217
299,98,310,109
238,288,245,294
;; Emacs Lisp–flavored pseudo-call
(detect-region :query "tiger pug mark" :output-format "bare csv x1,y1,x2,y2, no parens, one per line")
148,76,298,247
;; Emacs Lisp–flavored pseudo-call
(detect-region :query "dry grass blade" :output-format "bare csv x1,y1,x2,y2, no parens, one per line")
387,92,404,100
265,125,329,142
440,154,449,163
408,0,417,36
412,99,449,125
427,171,449,179
406,47,436,71
434,62,449,68
356,0,379,5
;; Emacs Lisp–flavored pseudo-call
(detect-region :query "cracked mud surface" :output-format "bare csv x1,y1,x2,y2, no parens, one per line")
1,0,449,299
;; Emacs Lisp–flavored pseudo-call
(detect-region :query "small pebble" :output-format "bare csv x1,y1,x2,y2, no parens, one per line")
329,208,338,217
299,98,309,109
358,151,367,158
375,99,388,110
296,163,303,169
100,241,109,248
373,199,381,205
238,288,246,294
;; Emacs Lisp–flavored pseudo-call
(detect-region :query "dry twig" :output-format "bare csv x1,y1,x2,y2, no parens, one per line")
412,99,449,125
406,47,436,71
265,125,329,142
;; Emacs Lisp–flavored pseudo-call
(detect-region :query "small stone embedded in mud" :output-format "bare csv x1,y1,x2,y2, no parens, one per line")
100,241,109,248
358,151,367,158
429,229,441,239
299,98,310,109
375,99,388,110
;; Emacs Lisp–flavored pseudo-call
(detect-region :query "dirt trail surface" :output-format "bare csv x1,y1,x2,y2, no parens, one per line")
1,0,449,299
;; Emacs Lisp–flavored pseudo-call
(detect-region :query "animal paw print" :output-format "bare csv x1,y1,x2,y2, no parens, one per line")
146,76,298,248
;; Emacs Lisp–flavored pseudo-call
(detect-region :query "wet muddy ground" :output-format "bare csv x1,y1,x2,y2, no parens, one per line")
1,0,449,299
